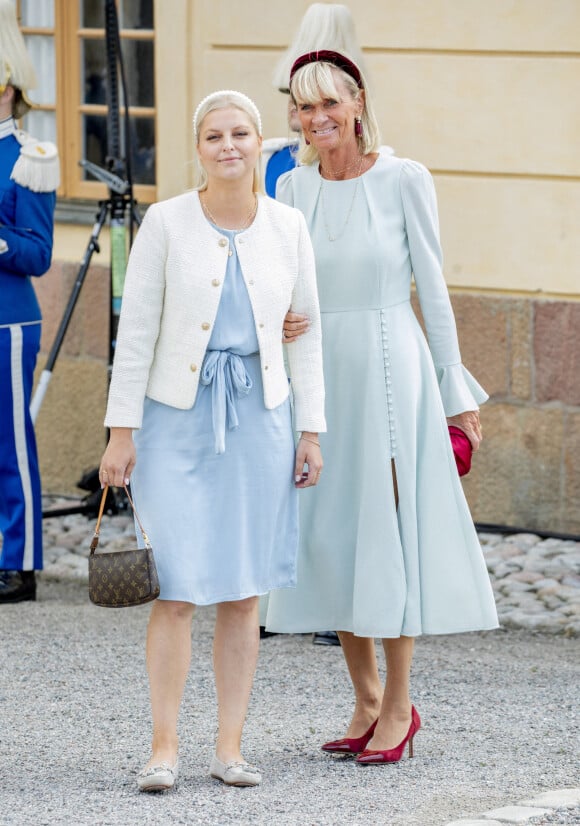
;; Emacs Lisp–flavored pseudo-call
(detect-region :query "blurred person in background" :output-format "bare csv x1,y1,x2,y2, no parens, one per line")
0,0,59,604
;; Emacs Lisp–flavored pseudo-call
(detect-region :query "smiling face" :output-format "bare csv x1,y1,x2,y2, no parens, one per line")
295,68,363,154
196,106,262,185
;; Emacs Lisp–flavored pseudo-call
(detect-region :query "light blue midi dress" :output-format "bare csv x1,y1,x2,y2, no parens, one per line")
130,227,298,605
265,154,499,638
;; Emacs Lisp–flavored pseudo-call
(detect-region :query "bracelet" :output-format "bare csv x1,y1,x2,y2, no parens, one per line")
300,435,320,447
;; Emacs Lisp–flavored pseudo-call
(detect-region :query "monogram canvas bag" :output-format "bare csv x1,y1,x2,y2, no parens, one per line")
88,484,160,607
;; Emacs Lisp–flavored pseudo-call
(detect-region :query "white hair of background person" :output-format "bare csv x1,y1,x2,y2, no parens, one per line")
271,3,367,93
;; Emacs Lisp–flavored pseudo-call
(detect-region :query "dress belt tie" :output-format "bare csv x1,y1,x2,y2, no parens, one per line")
200,350,253,454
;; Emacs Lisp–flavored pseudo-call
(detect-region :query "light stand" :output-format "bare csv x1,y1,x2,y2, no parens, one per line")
36,0,141,519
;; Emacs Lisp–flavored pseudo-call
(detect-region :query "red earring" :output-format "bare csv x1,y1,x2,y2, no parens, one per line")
355,117,363,137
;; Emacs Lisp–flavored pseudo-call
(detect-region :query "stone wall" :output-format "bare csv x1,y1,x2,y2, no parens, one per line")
447,294,580,535
33,261,109,498
34,267,580,535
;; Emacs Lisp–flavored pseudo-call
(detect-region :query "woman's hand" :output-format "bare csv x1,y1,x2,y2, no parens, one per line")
99,427,136,488
447,411,482,451
283,310,309,344
294,432,323,488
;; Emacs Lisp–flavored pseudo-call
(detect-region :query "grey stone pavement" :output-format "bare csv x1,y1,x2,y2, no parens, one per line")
0,504,578,825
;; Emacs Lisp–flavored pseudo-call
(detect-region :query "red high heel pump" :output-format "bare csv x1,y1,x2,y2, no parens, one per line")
355,706,421,764
321,719,378,755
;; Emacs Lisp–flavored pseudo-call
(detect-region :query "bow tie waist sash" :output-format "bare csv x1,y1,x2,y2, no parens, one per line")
200,349,255,454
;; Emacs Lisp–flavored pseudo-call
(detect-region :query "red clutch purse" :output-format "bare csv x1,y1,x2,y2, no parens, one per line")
448,425,473,477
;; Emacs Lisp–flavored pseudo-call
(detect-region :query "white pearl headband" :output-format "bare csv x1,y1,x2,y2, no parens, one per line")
193,90,263,141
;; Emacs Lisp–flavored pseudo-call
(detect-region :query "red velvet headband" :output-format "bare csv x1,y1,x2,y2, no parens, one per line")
289,50,364,89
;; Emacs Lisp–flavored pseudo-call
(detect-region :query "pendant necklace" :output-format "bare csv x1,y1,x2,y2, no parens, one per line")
200,194,258,257
319,155,364,242
200,194,257,231
319,155,362,180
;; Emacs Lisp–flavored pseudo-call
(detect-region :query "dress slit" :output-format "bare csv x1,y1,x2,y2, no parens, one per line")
391,458,399,509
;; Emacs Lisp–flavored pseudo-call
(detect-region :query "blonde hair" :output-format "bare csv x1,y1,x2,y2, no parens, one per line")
272,3,367,93
290,58,380,166
192,90,264,194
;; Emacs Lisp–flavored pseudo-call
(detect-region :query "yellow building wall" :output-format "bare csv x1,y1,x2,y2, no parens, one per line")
55,0,580,299
180,0,579,298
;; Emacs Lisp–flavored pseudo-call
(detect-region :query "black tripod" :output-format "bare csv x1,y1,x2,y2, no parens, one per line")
33,0,141,519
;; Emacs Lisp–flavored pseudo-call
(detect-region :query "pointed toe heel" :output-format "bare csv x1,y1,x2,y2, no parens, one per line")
321,719,378,755
356,706,421,765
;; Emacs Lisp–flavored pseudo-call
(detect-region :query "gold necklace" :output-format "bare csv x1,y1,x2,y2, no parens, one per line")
319,154,363,180
319,155,364,242
200,194,258,230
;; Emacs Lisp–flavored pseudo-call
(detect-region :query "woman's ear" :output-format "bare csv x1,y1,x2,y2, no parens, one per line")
0,84,15,104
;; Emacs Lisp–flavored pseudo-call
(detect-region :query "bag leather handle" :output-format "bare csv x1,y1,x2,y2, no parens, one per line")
90,484,151,554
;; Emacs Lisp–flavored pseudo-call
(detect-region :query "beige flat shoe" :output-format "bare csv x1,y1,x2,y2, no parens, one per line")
210,755,261,787
137,759,179,792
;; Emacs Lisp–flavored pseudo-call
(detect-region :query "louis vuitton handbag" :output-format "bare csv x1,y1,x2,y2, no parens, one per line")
88,484,160,607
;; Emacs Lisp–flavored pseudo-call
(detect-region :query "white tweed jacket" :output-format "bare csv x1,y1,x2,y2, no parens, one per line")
104,191,326,433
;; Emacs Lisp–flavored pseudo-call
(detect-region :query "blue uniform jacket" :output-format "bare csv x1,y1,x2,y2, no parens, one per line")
0,125,56,325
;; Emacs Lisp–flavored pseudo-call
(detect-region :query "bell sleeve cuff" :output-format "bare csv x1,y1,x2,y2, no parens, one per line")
436,362,489,416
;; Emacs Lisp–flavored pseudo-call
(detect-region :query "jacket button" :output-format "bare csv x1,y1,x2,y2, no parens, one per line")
259,323,264,328
264,365,269,370
248,279,255,286
190,364,197,372
212,279,220,286
201,322,210,331
218,238,227,247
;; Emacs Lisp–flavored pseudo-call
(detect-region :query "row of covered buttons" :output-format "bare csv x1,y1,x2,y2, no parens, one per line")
381,310,397,456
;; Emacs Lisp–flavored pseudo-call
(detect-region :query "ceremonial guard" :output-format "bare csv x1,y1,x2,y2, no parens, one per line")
0,0,59,603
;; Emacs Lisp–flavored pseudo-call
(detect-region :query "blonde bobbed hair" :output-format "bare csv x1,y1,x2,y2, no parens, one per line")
290,58,380,166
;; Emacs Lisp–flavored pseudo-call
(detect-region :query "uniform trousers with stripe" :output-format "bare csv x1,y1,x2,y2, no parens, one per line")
0,322,43,570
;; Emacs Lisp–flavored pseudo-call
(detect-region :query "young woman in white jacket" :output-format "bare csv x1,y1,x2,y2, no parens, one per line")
99,90,325,791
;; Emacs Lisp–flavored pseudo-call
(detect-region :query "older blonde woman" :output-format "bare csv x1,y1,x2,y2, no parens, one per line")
265,52,498,764
100,90,325,790
263,3,368,198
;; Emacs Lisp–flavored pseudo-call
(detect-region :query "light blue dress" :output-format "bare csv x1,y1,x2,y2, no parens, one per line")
265,154,499,637
130,227,298,605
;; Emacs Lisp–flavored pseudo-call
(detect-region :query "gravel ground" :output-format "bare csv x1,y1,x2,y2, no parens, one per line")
531,809,580,824
0,578,578,826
